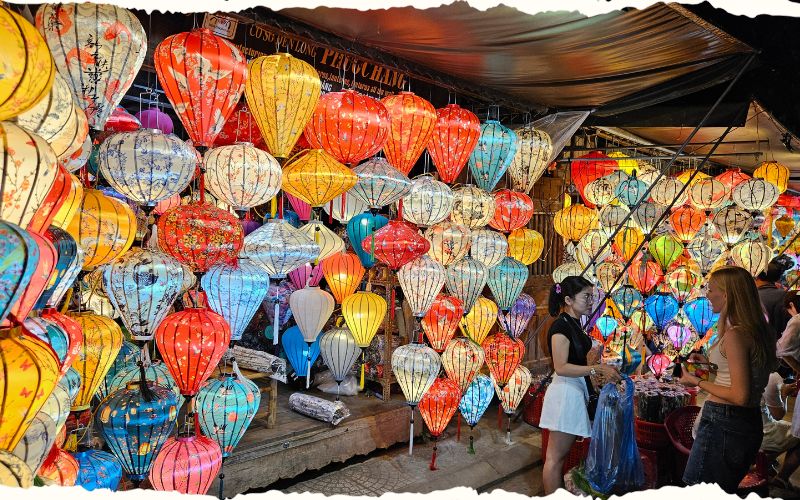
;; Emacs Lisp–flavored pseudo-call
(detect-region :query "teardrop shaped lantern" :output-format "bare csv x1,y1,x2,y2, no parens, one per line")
402,176,454,227
733,178,780,212
754,161,790,194
155,308,231,396
628,256,663,294
553,204,597,243
282,149,359,207
689,178,728,212
149,434,222,495
494,364,532,416
684,297,718,336
381,92,437,174
468,120,517,191
321,252,365,304
644,293,680,332
346,212,389,268
351,157,412,209
322,190,369,224
66,312,123,410
668,266,700,303
67,189,136,270
489,189,534,233
363,220,430,270
459,375,494,452
469,229,508,268
51,173,83,231
398,255,447,319
507,228,544,265
442,338,485,393
649,233,684,272
289,287,334,343
445,257,487,313
670,206,706,244
632,202,666,234
712,206,753,247
427,104,481,183
570,151,618,207
391,342,441,454
509,125,552,193
610,286,643,321
204,143,282,211
342,291,388,347
154,28,246,147
731,240,774,277
419,377,461,469
96,381,179,481
651,177,688,207
245,53,321,158
487,257,528,311
422,294,464,352
201,259,270,342
305,90,389,165
244,219,319,278
482,334,524,388
4,230,56,325
425,221,471,266
459,296,498,345
450,185,495,229
319,326,362,394
73,450,122,491
196,367,260,457
497,293,536,340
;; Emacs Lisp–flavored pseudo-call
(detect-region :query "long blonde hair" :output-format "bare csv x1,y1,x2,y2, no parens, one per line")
710,266,778,370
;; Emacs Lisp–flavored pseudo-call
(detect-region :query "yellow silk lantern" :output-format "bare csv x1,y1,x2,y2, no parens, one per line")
613,226,645,262
245,53,321,158
0,6,55,121
66,313,123,411
553,204,597,243
50,173,83,231
607,152,639,175
669,206,706,243
629,309,654,334
67,189,136,270
775,214,795,239
507,228,543,265
281,149,358,207
342,292,387,347
677,169,709,187
459,297,498,345
754,161,790,194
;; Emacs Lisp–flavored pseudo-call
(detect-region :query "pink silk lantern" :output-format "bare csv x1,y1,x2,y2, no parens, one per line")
288,262,323,289
149,433,222,495
135,108,174,135
285,192,312,221
647,353,671,378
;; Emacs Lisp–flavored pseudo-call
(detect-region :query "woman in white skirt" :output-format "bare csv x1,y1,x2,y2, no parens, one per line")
541,276,620,494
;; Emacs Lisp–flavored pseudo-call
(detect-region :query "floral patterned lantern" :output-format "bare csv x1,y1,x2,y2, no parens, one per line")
351,157,412,209
632,202,666,234
754,161,790,194
427,104,481,183
66,312,122,410
497,293,536,340
731,240,773,277
149,433,222,495
362,220,430,270
201,259,270,342
733,178,780,213
51,173,83,230
154,28,246,147
711,206,753,247
425,221,471,266
67,189,136,270
469,229,508,268
651,177,688,207
445,257,487,314
398,255,447,319
482,334,524,388
402,176,454,227
615,175,648,208
670,205,706,244
507,228,544,265
22,317,69,375
489,189,534,233
319,326,362,398
391,342,441,454
468,120,517,191
281,149,358,207
450,185,495,229
595,261,625,293
509,125,552,193
104,359,181,402
487,257,528,311
442,338,484,393
459,374,494,453
204,143,282,211
599,205,630,237
459,296,498,345
689,178,728,213
553,203,597,243
611,285,643,321
419,377,461,470
39,447,78,486
26,165,72,236
244,219,319,278
422,294,464,352
73,449,122,491
342,291,387,348
196,366,260,458
570,151,618,207
494,365,532,439
382,92,437,174
584,177,617,207
321,252,365,304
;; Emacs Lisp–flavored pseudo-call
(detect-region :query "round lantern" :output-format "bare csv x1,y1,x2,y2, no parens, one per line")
553,204,597,243
419,377,461,469
615,176,648,208
22,317,70,375
0,449,34,487
282,149,358,207
136,107,173,135
497,293,536,340
599,205,631,236
398,255,447,318
402,176,454,227
459,296,498,345
321,190,369,224
470,229,508,268
459,375,494,452
245,219,319,277
202,259,270,342
298,221,345,262
51,173,83,230
149,433,222,495
754,161,790,194
482,334,524,387
245,53,321,158
733,178,780,212
450,185,495,229
204,143,282,211
711,206,752,247
67,189,136,270
351,157,412,209
425,221,471,266
319,326,362,397
670,206,706,244
342,292,388,347
382,92,437,174
509,125,552,193
66,313,122,410
442,338,484,393
731,240,773,277
73,450,122,491
632,202,667,234
553,262,584,286
39,447,78,486
347,213,389,268
468,120,517,191
570,151,618,207
487,257,528,311
689,178,728,212
304,90,389,165
445,257,487,313
578,229,611,266
363,220,430,270
584,177,617,207
196,367,260,458
427,104,481,183
105,359,181,402
154,28,246,147
321,252,365,304
507,228,543,265
289,287,334,343
649,233,684,272
96,382,179,481
155,308,231,396
391,342,441,454
651,177,688,207
489,189,534,233
422,294,464,352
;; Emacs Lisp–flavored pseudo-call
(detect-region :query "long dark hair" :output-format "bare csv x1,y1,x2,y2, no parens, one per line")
548,276,594,317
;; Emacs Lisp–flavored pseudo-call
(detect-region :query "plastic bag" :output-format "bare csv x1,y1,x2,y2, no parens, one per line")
616,378,644,491
316,370,359,396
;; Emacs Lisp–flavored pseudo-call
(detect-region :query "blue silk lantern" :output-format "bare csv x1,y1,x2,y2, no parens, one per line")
622,346,642,375
615,176,648,208
263,209,301,228
196,363,260,457
487,257,528,311
95,382,179,482
611,285,643,320
467,120,517,192
0,221,39,324
98,340,138,399
644,293,680,332
282,326,321,379
595,316,618,340
346,212,389,268
202,259,270,342
458,374,494,454
34,227,78,310
684,297,719,336
73,449,123,491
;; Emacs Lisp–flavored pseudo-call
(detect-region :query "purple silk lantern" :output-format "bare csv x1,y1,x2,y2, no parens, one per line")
497,293,536,339
135,108,174,135
667,321,692,349
241,218,261,236
263,280,295,327
288,262,324,290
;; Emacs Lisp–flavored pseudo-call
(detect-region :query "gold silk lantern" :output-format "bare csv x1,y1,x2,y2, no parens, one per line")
607,152,638,175
425,222,472,266
553,204,597,243
67,189,136,270
613,226,645,262
507,228,543,265
342,291,387,347
65,312,123,411
754,161,790,194
281,149,358,207
459,296,498,345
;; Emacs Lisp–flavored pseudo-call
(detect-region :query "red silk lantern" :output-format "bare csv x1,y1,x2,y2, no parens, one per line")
154,28,247,147
320,252,365,304
40,446,79,486
482,334,524,388
213,102,266,150
381,92,437,175
157,204,243,273
361,220,430,270
40,309,82,377
27,165,70,235
715,168,751,193
4,231,56,326
418,377,461,470
571,151,618,208
149,434,222,495
421,294,464,352
669,206,706,244
488,189,534,233
304,89,389,165
628,257,663,294
155,308,231,396
427,104,480,183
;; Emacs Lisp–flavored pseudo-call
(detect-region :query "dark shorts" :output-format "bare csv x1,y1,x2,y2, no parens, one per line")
683,401,763,494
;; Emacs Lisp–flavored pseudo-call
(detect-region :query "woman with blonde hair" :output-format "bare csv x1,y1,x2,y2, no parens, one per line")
679,266,779,493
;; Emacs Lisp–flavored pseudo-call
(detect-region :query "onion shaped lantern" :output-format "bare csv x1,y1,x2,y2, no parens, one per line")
427,104,481,183
553,204,597,243
450,185,495,229
459,296,498,345
419,377,461,469
363,220,430,270
458,374,494,453
487,257,528,311
73,450,122,491
489,189,534,233
497,293,536,340
201,259,270,342
470,229,508,268
346,213,389,268
570,151,617,208
204,143,282,211
425,221,471,266
322,190,369,224
731,240,773,277
305,90,389,165
649,233,684,272
632,203,666,234
666,321,693,350
245,53,321,158
67,189,136,270
319,326,362,399
244,219,319,278
689,178,728,212
298,221,345,262
66,313,122,410
584,177,617,207
507,228,544,265
149,433,222,495
402,176,454,227
351,157,412,209
644,293,680,332
509,125,552,193
482,334,524,388
155,308,231,396
599,205,630,237
422,294,464,352
468,120,517,191
445,257,487,313
391,342,441,454
651,177,688,207
670,206,706,243
442,338,485,393
321,252,365,304
596,316,619,340
381,92,436,174
39,447,78,486
610,286,643,321
282,149,358,207
712,206,753,247
51,173,83,230
733,178,780,213
615,176,648,208
754,161,790,194
342,292,387,348
154,28,246,147
552,262,584,287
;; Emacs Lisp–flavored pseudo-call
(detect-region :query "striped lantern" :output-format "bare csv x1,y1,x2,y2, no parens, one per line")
39,447,78,486
319,326,362,393
391,342,441,454
299,221,345,262
398,255,447,318
204,143,282,211
26,165,69,237
427,104,481,183
201,259,270,342
154,28,246,147
419,377,461,469
595,261,624,293
733,178,780,212
584,177,617,207
458,296,498,345
363,220,430,270
351,157,412,209
43,244,83,308
489,189,534,233
149,434,222,495
468,120,518,192
3,230,56,326
22,317,70,374
105,359,182,402
754,161,790,194
401,176,454,227
425,221,471,266
570,151,618,208
442,338,484,394
712,206,753,247
12,412,55,475
716,168,751,194
487,257,528,311
72,450,122,492
66,313,123,411
507,228,544,265
0,222,39,323
50,172,84,233
598,205,630,237
553,204,597,243
628,257,662,295
244,219,319,278
497,293,537,340
321,190,368,224
450,185,495,229
482,334,524,387
631,202,666,234
67,189,136,270
509,125,553,193
689,178,728,212
289,262,323,289
651,177,688,207
670,205,706,244
282,149,358,208
469,229,508,268
731,240,774,277
40,383,70,438
421,294,464,352
615,176,649,208
493,364,532,414
282,325,321,381
444,257,487,313
459,373,495,453
649,233,684,272
321,252,365,304
382,92,437,175
341,292,387,348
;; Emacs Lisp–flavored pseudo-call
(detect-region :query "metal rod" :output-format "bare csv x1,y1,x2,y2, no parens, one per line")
557,152,762,162
561,140,765,151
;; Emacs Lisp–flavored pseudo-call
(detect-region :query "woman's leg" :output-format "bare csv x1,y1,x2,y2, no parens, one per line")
542,430,577,495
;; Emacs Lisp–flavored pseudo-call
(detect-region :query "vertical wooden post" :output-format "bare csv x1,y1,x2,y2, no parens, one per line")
268,378,278,428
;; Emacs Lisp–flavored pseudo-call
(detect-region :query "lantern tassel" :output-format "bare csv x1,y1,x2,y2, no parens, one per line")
306,351,312,389
457,414,461,441
409,407,415,456
336,382,341,402
328,201,334,224
506,414,513,445
218,458,226,500
429,441,438,471
273,302,280,345
468,431,475,455
359,358,365,391
271,196,277,219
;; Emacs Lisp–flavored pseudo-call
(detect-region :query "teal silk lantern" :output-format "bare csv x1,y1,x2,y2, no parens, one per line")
98,340,139,399
487,257,528,311
73,449,123,491
684,297,719,336
644,293,680,332
0,221,39,324
468,120,517,191
615,176,648,208
106,358,182,402
346,212,389,268
611,285,643,321
202,259,270,342
34,227,78,310
595,316,619,340
458,374,494,454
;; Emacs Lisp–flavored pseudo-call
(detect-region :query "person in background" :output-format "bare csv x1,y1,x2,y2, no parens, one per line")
777,291,800,377
540,276,620,495
679,266,778,494
761,372,800,490
757,259,790,340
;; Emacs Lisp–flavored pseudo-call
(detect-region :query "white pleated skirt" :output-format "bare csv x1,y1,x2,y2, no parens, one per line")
539,374,592,438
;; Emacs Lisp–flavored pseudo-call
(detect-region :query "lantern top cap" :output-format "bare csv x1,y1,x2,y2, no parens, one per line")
232,141,255,147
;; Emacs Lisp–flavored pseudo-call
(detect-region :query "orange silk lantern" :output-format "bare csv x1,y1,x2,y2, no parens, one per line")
51,173,83,231
320,252,365,304
39,447,78,486
154,29,247,147
570,151,618,208
554,203,597,243
628,256,663,294
669,205,706,244
613,226,645,262
489,189,534,233
427,104,480,183
418,377,461,470
422,294,464,352
382,92,437,175
27,165,70,235
482,334,524,388
715,168,751,193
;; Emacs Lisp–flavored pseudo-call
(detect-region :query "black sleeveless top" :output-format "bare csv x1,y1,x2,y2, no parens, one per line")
547,313,593,366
